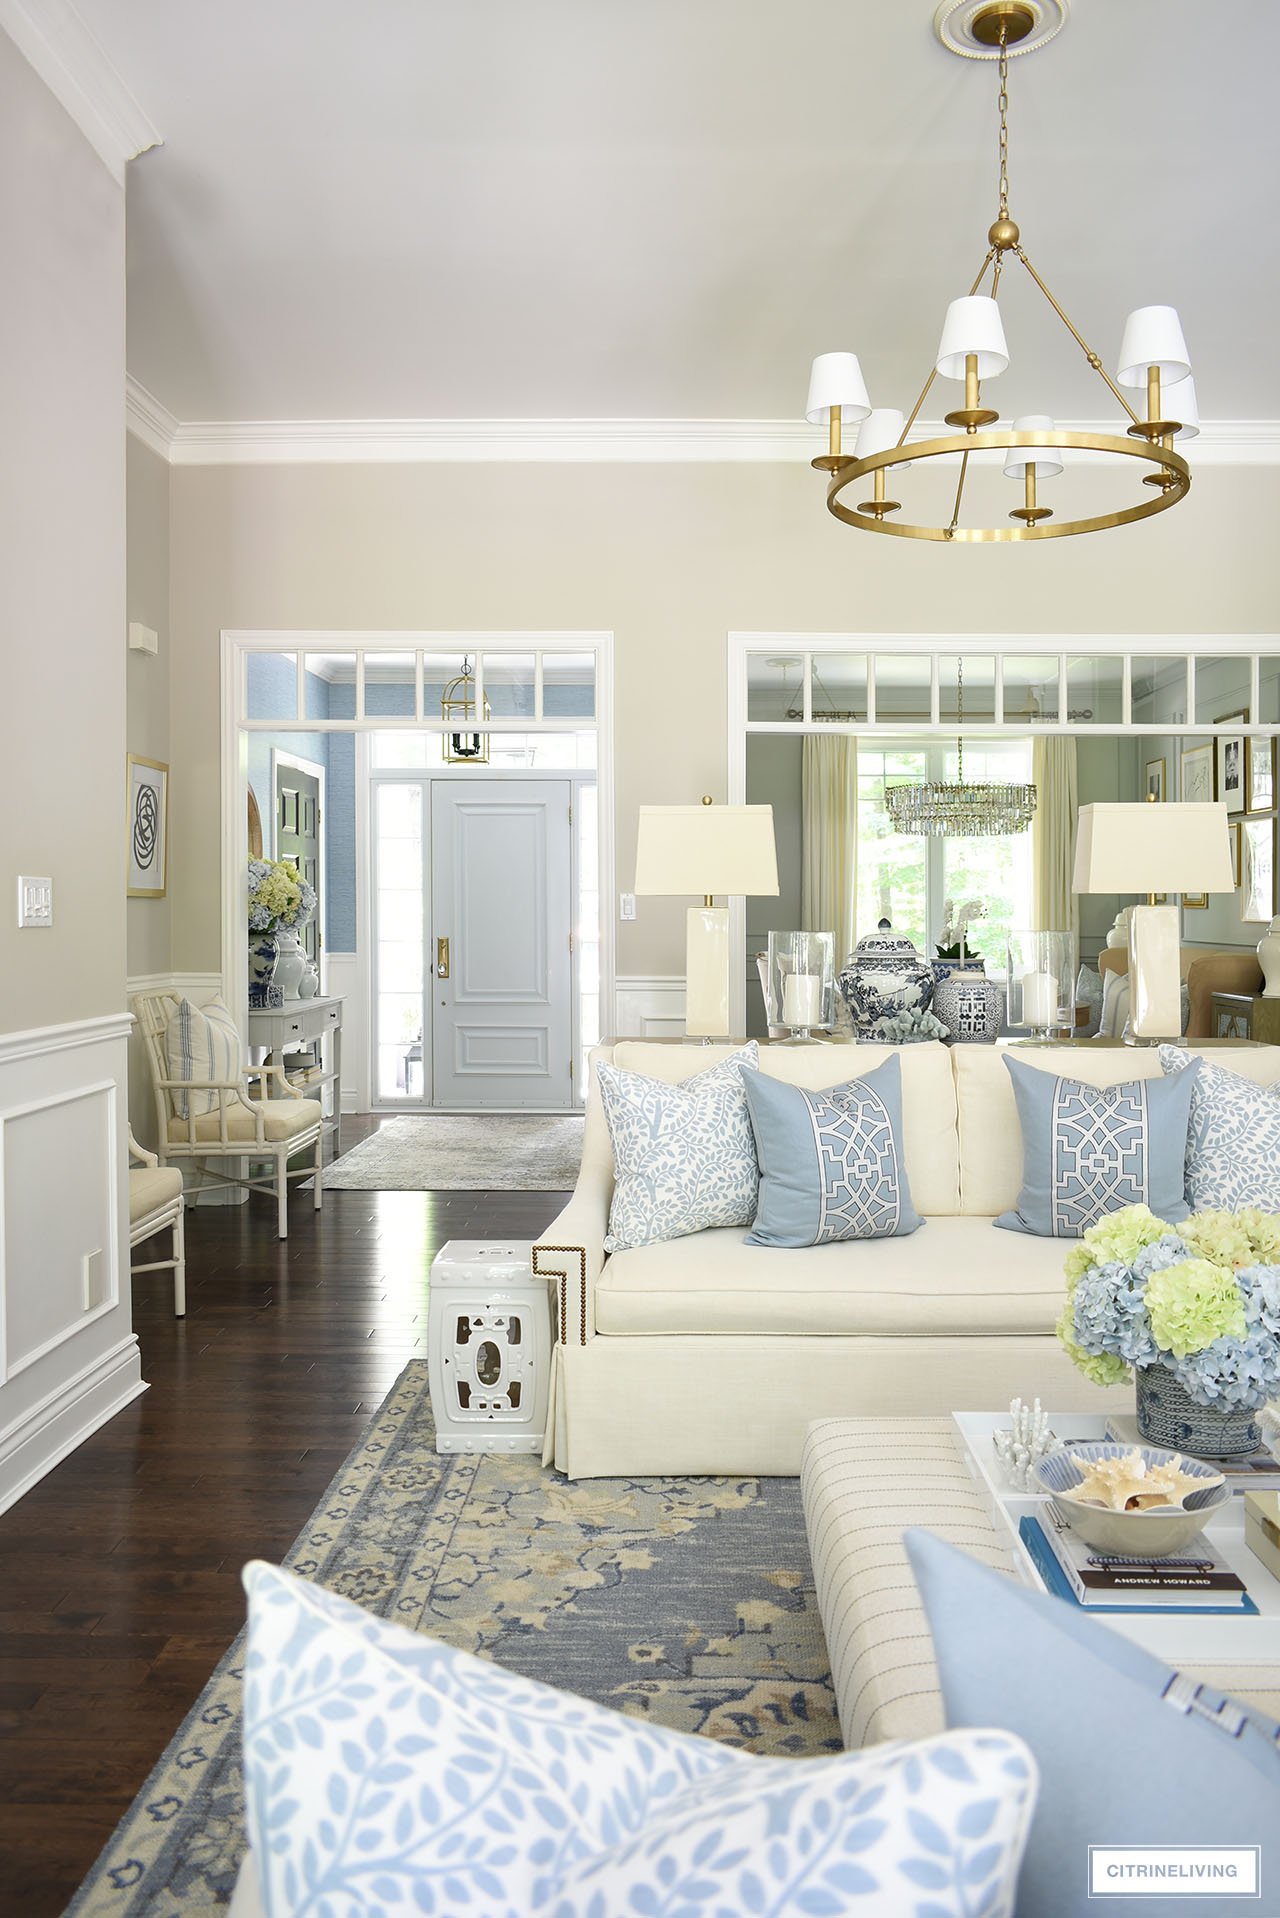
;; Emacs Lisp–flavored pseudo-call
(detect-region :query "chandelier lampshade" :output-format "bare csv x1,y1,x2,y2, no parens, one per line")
855,408,907,462
1116,306,1192,388
803,3,1193,542
1003,415,1063,479
935,295,1010,380
805,353,872,426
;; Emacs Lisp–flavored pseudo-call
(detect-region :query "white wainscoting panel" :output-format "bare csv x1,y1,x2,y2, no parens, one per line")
0,1014,143,1515
614,976,687,1040
323,953,361,1111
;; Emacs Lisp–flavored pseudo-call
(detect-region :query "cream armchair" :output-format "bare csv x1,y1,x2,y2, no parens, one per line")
132,989,324,1240
128,1129,186,1316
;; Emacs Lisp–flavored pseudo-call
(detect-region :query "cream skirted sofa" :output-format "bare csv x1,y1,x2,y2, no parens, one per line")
532,1038,1280,1479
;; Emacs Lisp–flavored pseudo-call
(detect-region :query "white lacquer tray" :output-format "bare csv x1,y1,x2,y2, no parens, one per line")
952,1411,1280,1667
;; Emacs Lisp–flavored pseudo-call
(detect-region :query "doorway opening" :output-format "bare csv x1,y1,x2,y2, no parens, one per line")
369,737,598,1112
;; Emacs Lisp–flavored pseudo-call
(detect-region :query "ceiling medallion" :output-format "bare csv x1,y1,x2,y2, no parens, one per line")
804,1,1193,542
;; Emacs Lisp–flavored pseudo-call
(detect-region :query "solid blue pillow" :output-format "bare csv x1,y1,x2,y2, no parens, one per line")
741,1055,923,1247
996,1052,1199,1237
906,1528,1280,1918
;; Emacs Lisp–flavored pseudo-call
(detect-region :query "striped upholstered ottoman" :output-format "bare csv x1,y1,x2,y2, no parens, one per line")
801,1415,1280,1750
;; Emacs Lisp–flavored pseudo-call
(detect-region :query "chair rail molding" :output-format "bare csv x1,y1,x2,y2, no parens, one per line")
0,1011,143,1515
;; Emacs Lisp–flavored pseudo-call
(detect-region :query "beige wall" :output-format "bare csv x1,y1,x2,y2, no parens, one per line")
0,31,125,1032
168,460,1280,980
126,436,172,979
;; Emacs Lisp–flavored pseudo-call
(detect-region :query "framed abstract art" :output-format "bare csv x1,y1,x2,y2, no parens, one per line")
126,754,168,898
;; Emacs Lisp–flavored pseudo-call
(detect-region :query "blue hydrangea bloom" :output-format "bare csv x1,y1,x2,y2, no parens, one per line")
1132,1235,1194,1281
1072,1261,1158,1368
1240,1264,1280,1340
1172,1328,1280,1411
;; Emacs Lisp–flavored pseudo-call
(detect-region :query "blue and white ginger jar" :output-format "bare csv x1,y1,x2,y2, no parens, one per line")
838,919,935,1033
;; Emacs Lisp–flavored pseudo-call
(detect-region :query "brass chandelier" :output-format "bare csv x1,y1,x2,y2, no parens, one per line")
806,1,1195,542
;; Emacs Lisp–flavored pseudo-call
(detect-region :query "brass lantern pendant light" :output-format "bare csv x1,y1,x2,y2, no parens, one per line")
442,656,491,764
805,1,1194,542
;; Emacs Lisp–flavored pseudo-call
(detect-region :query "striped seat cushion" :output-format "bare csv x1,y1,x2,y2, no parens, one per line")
164,997,242,1119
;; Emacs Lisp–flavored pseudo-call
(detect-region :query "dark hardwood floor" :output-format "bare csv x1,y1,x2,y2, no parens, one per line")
0,1117,564,1916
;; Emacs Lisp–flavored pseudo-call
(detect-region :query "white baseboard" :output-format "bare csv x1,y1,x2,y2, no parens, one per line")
615,975,687,1039
0,1337,145,1518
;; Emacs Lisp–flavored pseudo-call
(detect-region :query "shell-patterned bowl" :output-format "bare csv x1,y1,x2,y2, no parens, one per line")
1033,1441,1231,1558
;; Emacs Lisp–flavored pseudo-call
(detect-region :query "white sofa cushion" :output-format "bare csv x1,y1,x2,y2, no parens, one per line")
610,1040,960,1215
596,1215,1070,1338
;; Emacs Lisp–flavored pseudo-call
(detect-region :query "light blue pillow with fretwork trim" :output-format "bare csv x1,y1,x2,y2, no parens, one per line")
241,1558,1039,1918
907,1528,1280,1918
996,1051,1198,1237
164,996,242,1120
741,1055,923,1246
597,1044,760,1251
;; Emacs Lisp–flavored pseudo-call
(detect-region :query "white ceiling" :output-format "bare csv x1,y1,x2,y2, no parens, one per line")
73,0,1280,425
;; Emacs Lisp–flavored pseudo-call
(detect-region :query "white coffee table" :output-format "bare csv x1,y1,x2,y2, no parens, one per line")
953,1411,1280,1668
801,1415,1280,1753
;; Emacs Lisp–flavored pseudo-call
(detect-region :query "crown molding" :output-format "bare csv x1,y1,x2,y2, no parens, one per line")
125,376,180,460
0,0,161,183
123,397,1280,470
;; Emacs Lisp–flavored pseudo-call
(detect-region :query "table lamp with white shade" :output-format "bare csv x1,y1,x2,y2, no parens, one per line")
634,799,779,1038
1072,801,1234,1041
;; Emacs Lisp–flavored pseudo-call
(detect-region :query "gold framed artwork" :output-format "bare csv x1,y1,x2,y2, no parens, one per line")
1179,740,1214,805
1247,735,1276,814
1144,756,1166,802
1182,890,1208,910
126,754,168,898
1240,815,1276,924
1216,713,1247,814
1231,820,1242,888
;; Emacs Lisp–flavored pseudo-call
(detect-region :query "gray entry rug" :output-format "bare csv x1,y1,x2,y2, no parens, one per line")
321,1113,584,1190
68,1361,838,1916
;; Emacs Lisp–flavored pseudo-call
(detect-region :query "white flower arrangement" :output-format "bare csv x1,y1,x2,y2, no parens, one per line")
247,857,317,933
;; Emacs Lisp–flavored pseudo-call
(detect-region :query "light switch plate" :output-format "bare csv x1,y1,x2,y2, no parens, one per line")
619,892,636,921
128,621,159,655
17,876,52,928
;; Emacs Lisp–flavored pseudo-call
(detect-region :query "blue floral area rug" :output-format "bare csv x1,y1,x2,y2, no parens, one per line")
68,1361,839,1915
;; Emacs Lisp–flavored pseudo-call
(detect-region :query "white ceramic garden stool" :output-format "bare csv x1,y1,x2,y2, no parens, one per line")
427,1240,553,1455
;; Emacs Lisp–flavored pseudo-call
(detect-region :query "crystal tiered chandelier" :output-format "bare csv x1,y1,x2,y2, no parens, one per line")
885,656,1036,835
805,1,1196,543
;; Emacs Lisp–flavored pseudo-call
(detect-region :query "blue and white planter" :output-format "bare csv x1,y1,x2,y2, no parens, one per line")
1136,1362,1262,1459
838,920,935,1033
249,929,279,996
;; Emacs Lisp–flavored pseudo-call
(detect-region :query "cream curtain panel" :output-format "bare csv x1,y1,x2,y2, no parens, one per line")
1032,735,1079,935
801,734,858,960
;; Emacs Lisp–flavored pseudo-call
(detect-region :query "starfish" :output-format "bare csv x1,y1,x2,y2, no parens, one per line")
1061,1449,1222,1513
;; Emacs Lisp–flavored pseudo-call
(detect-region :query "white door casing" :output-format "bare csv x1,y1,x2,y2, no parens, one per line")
430,779,575,1110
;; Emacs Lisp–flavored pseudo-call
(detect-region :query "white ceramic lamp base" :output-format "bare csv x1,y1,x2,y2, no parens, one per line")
685,905,731,1038
1128,901,1182,1040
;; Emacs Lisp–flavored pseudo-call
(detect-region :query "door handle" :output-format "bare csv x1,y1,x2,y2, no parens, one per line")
436,936,450,979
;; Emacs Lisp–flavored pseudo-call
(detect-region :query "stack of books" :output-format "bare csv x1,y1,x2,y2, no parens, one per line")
1020,1510,1258,1616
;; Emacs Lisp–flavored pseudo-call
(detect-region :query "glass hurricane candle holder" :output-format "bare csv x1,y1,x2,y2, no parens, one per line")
767,931,835,1042
1006,930,1077,1040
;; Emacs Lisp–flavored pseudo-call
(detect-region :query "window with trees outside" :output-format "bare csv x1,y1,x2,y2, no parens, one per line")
854,740,1034,966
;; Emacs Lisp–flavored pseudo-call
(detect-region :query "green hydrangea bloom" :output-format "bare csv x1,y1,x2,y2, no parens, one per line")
1145,1257,1247,1359
1055,1300,1130,1386
1076,1204,1174,1272
1180,1206,1280,1269
1063,1242,1095,1291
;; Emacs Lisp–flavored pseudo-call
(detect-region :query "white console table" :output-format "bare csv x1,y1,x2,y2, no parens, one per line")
248,994,344,1161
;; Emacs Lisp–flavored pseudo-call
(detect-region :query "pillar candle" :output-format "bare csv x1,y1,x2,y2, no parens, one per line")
1021,968,1058,1029
783,972,823,1027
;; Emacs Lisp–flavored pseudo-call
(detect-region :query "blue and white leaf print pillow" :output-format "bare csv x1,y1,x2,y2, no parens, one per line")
597,1043,760,1251
241,1559,1038,1918
1160,1044,1280,1212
